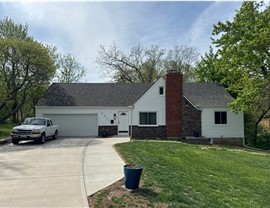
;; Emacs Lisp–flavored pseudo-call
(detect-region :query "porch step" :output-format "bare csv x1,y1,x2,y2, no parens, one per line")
186,137,212,145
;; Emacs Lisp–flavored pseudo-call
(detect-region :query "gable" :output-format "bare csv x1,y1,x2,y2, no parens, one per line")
132,77,166,125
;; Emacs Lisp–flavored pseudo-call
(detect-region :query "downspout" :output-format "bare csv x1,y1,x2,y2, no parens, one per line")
129,105,134,138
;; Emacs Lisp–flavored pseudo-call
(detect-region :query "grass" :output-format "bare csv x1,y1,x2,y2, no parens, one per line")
0,123,13,139
108,141,270,208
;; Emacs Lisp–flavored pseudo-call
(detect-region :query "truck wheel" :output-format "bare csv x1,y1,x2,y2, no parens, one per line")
12,139,19,145
39,133,46,144
52,131,58,140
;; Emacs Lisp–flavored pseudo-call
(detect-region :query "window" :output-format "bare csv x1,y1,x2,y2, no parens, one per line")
139,112,157,125
215,112,227,124
159,87,164,95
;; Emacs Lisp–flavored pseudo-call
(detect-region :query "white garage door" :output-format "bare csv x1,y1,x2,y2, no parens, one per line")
43,114,97,137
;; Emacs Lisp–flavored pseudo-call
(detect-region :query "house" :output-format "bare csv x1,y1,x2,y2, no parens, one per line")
35,71,244,146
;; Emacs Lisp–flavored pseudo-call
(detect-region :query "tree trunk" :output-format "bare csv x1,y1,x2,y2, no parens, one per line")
20,108,24,123
12,100,18,123
252,106,270,147
0,93,27,123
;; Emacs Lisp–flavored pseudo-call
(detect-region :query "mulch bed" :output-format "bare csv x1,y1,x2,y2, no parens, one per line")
88,178,167,208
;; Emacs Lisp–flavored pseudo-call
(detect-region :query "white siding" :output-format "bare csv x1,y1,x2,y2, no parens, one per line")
132,78,166,126
36,106,130,131
201,107,244,138
35,78,166,136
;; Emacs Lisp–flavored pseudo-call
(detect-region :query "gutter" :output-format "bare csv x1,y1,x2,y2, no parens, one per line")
128,105,134,138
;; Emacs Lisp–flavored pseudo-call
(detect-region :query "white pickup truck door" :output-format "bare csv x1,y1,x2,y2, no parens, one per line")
46,120,55,136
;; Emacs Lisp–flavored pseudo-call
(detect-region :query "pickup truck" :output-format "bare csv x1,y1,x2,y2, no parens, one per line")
11,117,59,145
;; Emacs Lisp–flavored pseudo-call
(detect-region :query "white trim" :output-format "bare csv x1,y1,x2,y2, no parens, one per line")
138,111,158,126
213,111,229,126
129,106,134,137
159,86,165,96
198,105,230,108
138,125,159,127
36,106,130,110
183,95,202,111
118,111,129,135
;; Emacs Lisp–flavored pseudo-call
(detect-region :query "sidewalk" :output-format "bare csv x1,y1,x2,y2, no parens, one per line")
83,136,130,196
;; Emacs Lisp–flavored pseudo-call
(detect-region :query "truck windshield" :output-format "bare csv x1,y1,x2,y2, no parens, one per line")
23,118,46,126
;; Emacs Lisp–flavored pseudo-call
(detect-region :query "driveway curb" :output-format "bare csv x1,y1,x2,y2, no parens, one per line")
81,139,96,208
0,137,11,145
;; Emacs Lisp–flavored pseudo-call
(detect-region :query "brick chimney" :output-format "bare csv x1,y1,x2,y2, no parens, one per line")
165,70,183,138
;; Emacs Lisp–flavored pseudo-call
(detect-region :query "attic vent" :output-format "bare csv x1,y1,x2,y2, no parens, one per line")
120,113,126,116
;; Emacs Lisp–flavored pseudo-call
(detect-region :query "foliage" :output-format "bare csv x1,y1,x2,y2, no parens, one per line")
196,47,222,84
0,17,30,40
256,134,270,150
0,123,14,139
91,141,270,208
196,2,270,145
0,17,86,123
54,53,86,83
164,45,199,82
96,42,199,83
0,39,55,123
0,17,56,123
243,113,270,149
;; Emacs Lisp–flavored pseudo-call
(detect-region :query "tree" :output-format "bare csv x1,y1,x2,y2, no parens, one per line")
164,45,199,82
55,53,86,83
0,17,86,123
196,2,270,145
0,17,31,40
196,47,221,83
0,18,56,123
97,43,164,83
96,42,199,83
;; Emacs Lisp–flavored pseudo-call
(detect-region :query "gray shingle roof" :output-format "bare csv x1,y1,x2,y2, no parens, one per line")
37,83,153,106
184,82,234,107
37,82,234,107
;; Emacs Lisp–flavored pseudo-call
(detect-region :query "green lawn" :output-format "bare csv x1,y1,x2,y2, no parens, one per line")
113,141,270,208
0,124,13,139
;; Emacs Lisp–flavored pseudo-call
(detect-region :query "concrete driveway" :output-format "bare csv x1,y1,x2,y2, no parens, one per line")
0,138,91,207
0,136,130,207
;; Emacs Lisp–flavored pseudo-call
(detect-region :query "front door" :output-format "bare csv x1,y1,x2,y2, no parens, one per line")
118,112,129,135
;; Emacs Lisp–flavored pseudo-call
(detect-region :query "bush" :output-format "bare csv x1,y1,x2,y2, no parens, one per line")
244,113,256,145
244,112,270,150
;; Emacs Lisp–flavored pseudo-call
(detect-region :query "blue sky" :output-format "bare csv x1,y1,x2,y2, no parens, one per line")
0,1,243,82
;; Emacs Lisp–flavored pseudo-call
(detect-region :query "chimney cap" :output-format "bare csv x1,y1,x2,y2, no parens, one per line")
167,70,177,74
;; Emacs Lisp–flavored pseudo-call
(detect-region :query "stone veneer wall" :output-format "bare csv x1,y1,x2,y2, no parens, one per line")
213,138,243,146
98,126,118,137
182,97,202,137
131,126,166,139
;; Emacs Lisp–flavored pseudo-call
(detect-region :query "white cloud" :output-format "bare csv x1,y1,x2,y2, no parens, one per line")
0,1,243,82
186,1,242,55
1,2,123,82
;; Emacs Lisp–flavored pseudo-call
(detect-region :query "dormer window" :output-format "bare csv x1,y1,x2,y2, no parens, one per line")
159,86,164,95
